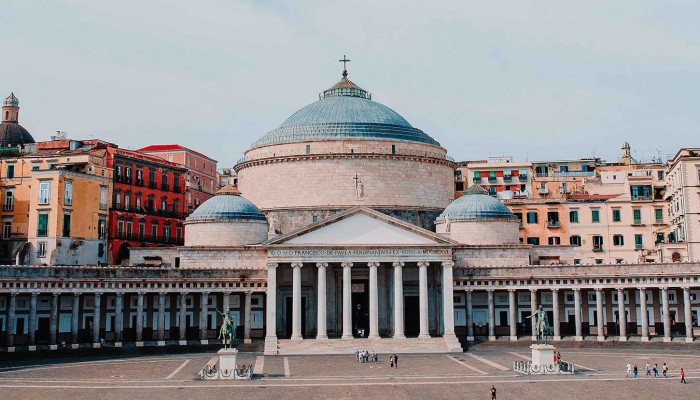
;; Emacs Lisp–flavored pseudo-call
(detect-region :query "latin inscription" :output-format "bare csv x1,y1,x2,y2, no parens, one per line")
269,248,450,257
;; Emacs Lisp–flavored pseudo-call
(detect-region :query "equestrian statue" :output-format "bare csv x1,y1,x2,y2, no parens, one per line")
526,305,551,344
217,309,236,349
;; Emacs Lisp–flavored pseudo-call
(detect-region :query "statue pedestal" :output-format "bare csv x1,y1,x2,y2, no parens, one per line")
530,344,556,367
218,348,238,372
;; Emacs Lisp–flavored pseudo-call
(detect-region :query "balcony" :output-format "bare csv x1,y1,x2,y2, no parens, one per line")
631,195,653,202
632,219,643,226
518,173,528,180
112,231,184,245
538,187,548,195
503,175,513,182
547,221,561,228
473,177,482,183
592,245,604,252
110,206,187,219
2,204,14,212
487,176,497,183
99,203,108,211
635,244,644,250
552,171,595,178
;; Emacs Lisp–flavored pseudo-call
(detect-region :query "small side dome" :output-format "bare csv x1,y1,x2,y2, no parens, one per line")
184,185,268,246
438,185,518,221
186,185,267,222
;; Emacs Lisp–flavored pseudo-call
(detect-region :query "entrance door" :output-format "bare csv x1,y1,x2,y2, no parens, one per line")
37,317,50,343
352,280,369,337
404,296,419,337
285,297,307,338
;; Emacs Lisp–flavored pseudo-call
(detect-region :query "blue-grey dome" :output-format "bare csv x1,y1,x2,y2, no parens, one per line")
438,186,517,221
187,187,267,222
251,74,440,148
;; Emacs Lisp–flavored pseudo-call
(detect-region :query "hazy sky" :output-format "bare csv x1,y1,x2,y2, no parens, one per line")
2,1,698,167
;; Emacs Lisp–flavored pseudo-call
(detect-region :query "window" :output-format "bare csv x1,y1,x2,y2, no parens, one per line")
37,241,47,258
173,199,179,213
136,169,143,185
657,171,664,181
176,227,182,241
591,209,600,223
569,210,579,223
98,218,106,240
527,237,540,245
548,236,560,245
164,226,171,241
633,209,642,225
99,187,108,210
595,259,604,265
305,144,311,154
117,220,124,236
37,213,49,237
151,223,158,239
547,211,560,227
527,211,538,224
125,167,131,183
612,209,621,222
635,234,643,249
149,170,155,187
6,164,15,179
616,259,624,264
39,182,50,204
613,234,624,246
138,222,145,239
116,165,122,182
161,199,167,211
64,180,73,205
174,175,181,192
592,235,603,251
136,194,142,209
573,259,581,265
124,193,130,210
161,173,168,189
455,182,464,191
115,192,121,209
126,221,132,236
569,235,581,246
655,208,663,223
2,218,12,239
167,154,173,162
62,213,71,237
3,188,14,211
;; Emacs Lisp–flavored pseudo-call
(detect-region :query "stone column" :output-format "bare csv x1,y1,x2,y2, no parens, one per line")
487,289,495,341
683,287,693,343
71,292,80,347
393,262,405,338
50,293,58,347
442,261,456,338
223,292,230,313
178,292,187,345
596,288,605,341
265,263,278,355
28,292,38,348
508,289,517,341
418,261,430,339
291,262,303,340
529,289,538,341
316,262,328,339
552,289,561,341
244,291,252,344
136,291,144,344
200,291,209,343
93,292,102,346
617,288,627,341
115,292,124,345
466,289,474,341
157,292,166,344
6,292,16,347
661,287,671,342
368,262,380,339
574,288,583,341
341,262,353,339
639,287,649,341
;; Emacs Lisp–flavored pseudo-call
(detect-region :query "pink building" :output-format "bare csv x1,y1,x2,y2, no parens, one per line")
138,144,218,212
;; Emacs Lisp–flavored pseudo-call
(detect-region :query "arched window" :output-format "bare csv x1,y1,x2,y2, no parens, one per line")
671,252,681,262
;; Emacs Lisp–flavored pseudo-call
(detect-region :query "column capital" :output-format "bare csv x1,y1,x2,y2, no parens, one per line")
158,291,167,296
179,291,189,296
417,261,430,268
464,288,473,293
116,291,125,296
486,288,495,293
94,291,103,297
616,287,626,292
573,287,581,292
392,261,405,268
507,288,517,292
316,262,328,268
661,286,669,292
367,261,380,268
638,287,646,291
594,287,604,292
291,262,303,268
201,291,210,296
244,290,253,296
529,288,537,293
30,291,39,298
682,286,691,292
551,288,559,293
51,292,59,298
72,291,81,297
267,262,279,269
341,262,353,268
442,260,455,268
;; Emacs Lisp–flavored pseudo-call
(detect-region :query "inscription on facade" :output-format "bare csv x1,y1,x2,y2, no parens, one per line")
269,248,450,257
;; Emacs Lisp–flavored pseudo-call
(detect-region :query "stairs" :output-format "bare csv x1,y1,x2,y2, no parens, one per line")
275,337,463,355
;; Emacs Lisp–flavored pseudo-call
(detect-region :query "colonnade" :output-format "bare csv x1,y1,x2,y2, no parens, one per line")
460,286,696,342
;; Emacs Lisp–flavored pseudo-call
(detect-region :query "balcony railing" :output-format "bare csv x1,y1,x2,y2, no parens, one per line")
503,176,513,182
547,221,561,228
635,244,644,250
487,176,497,182
112,231,184,245
473,177,482,183
110,206,187,219
631,195,653,202
552,171,595,177
632,219,643,225
592,245,604,252
2,204,13,211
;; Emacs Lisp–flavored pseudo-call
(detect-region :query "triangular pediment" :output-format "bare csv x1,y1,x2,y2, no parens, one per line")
266,207,456,246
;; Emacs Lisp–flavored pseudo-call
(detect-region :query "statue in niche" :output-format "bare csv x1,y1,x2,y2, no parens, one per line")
356,178,364,199
268,214,279,234
444,214,452,232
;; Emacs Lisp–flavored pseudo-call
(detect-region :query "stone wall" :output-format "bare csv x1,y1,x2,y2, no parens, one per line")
437,220,520,245
185,220,268,246
453,246,530,267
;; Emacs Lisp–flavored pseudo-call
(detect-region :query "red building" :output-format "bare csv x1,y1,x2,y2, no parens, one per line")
106,146,187,264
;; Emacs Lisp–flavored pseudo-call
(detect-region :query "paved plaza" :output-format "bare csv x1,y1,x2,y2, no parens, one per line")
0,343,698,399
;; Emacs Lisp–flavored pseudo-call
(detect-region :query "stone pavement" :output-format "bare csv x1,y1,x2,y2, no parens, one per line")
0,342,698,399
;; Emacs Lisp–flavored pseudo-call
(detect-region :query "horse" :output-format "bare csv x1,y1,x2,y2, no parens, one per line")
218,311,236,349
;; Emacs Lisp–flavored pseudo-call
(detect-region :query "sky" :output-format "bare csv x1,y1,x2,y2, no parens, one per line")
1,1,699,167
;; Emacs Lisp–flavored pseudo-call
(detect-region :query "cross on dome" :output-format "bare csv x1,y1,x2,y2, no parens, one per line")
339,55,351,77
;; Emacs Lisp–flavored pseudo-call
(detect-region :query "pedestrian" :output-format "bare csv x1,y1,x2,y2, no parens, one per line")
633,364,638,379
645,362,651,377
663,363,668,378
393,354,399,369
626,362,632,378
680,368,686,384
355,349,360,362
653,363,659,378
490,385,497,400
390,356,395,369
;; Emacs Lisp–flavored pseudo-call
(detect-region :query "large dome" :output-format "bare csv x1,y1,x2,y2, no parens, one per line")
187,186,266,222
438,186,517,221
251,73,440,148
0,123,35,148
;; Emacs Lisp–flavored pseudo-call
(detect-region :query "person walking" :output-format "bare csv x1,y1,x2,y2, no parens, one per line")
645,363,651,377
390,356,395,369
653,363,659,378
490,385,497,400
355,349,360,362
680,368,686,384
626,362,632,378
393,354,399,369
663,363,668,378
633,364,638,379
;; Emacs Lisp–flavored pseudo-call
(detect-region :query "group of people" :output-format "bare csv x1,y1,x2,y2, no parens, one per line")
626,362,687,383
355,349,379,363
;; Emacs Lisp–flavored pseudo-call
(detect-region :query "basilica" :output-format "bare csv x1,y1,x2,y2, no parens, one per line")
1,67,698,354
